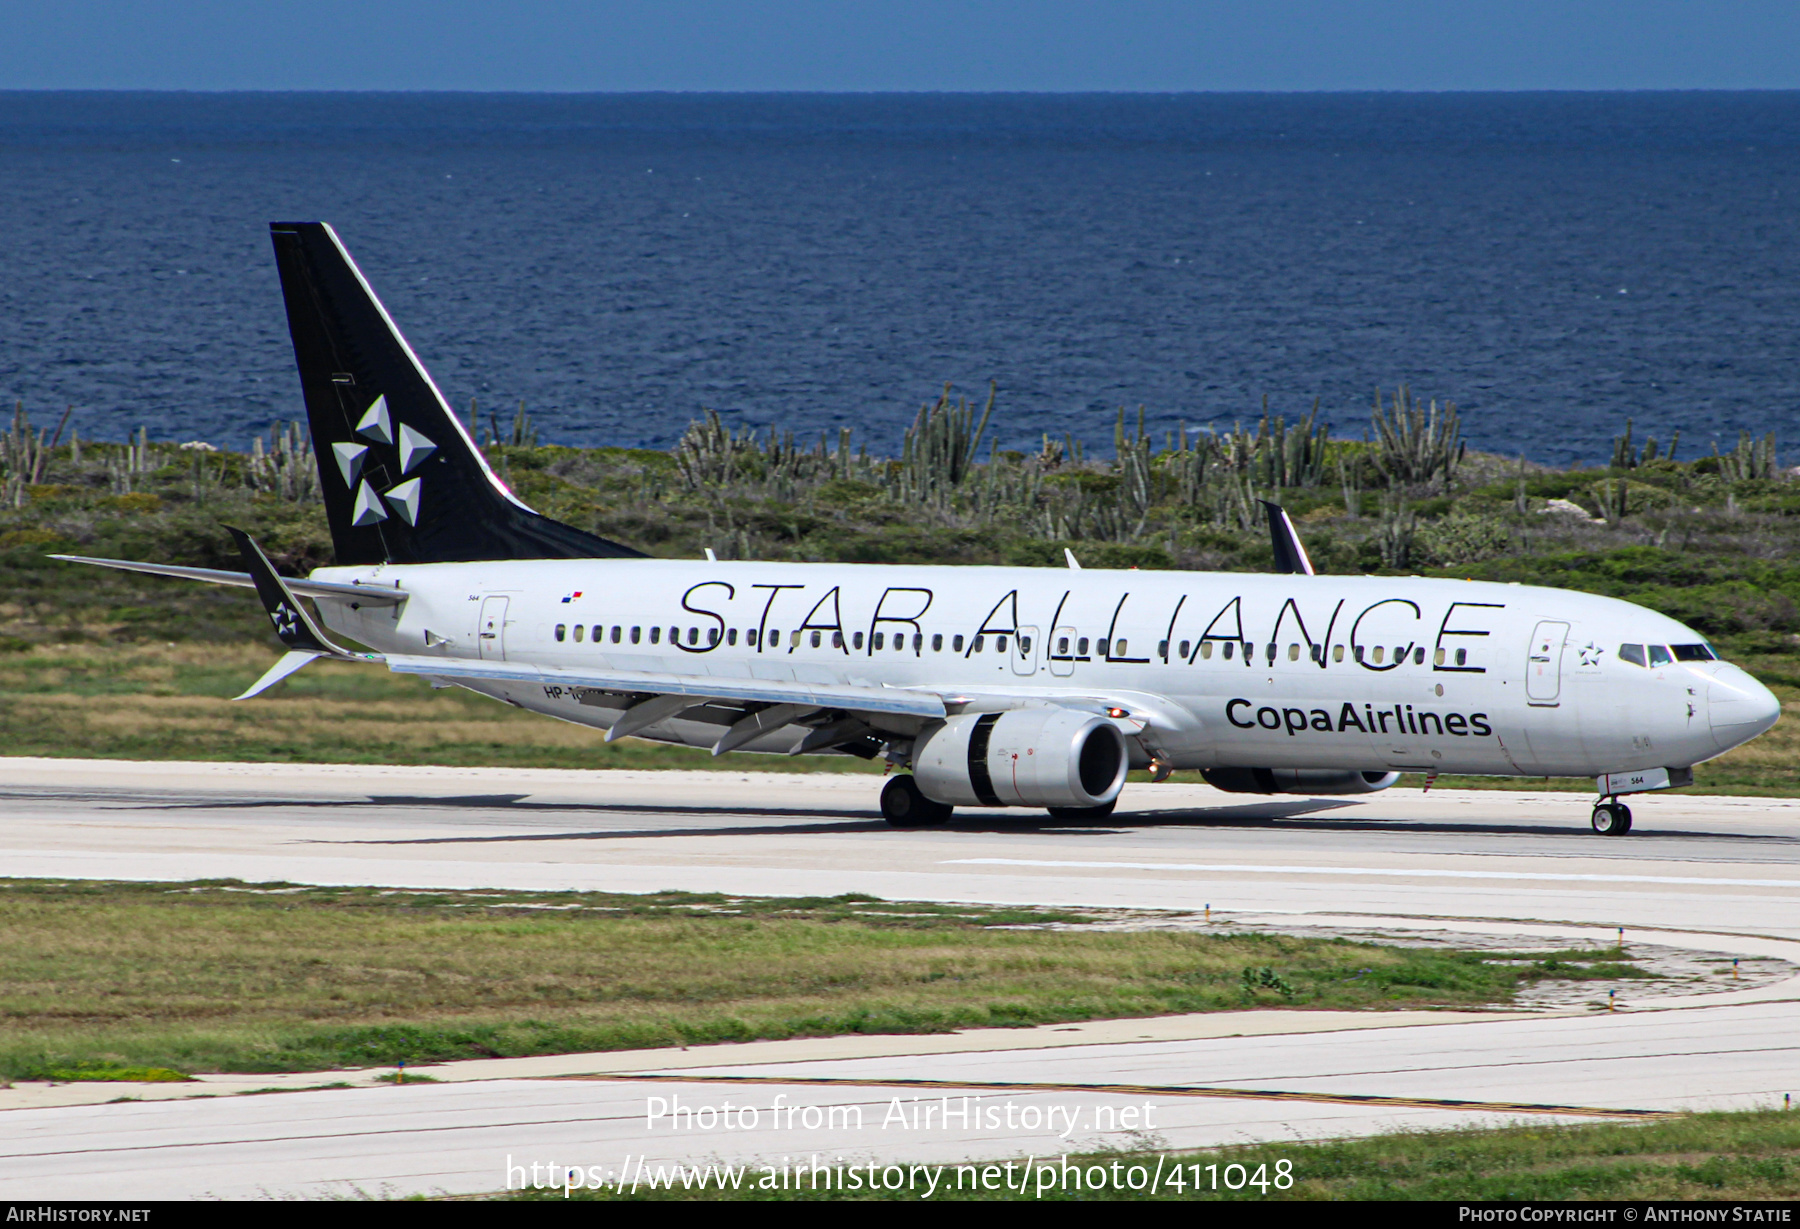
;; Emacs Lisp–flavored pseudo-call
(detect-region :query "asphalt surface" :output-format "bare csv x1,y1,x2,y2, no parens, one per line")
2,759,1797,1198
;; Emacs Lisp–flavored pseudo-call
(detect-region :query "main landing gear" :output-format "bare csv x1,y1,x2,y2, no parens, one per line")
881,775,953,828
1591,798,1634,836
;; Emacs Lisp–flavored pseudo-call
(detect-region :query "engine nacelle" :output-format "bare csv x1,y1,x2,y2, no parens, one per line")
1202,767,1401,796
914,709,1129,809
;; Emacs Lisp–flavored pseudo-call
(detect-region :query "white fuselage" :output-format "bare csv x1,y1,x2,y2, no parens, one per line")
313,559,1779,778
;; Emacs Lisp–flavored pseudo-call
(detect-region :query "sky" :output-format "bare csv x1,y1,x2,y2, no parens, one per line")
2,0,1799,92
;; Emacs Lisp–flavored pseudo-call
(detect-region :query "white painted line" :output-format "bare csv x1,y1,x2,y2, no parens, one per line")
945,858,1800,890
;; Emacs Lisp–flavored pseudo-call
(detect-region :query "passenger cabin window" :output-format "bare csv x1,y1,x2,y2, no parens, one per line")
1334,645,1345,662
853,632,863,649
1077,637,1089,656
573,625,584,642
791,630,801,648
727,629,737,646
953,635,965,652
1413,647,1425,665
873,632,885,650
708,628,720,646
1057,636,1070,654
973,636,984,653
630,626,641,644
1219,641,1231,660
996,635,1008,653
1018,635,1029,654
1114,640,1126,656
555,624,566,642
1455,648,1467,666
1648,645,1673,667
1672,644,1717,661
747,629,759,647
649,627,661,644
1620,644,1646,667
1288,644,1300,661
933,634,944,651
1178,640,1190,659
913,633,923,651
832,632,843,648
670,626,680,644
1373,646,1385,664
1433,647,1444,666
611,626,621,643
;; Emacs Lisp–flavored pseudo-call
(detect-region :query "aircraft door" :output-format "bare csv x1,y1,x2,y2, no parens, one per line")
1012,626,1039,676
1526,620,1568,705
1048,625,1077,677
478,595,510,661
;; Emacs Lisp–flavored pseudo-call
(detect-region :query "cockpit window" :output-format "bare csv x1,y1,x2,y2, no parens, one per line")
1648,645,1673,667
1619,644,1646,667
1672,644,1717,662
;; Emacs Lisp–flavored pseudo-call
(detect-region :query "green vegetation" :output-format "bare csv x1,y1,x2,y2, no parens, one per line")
524,1110,1800,1201
0,879,1644,1081
2,393,1797,788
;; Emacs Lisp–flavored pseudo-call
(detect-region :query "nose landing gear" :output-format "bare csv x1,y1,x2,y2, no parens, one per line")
1591,798,1633,836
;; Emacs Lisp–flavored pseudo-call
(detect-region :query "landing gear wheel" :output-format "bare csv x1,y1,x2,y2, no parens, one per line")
1046,798,1119,821
881,775,952,828
1591,801,1633,836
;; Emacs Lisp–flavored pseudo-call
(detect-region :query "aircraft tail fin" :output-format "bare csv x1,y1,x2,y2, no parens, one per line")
267,222,644,566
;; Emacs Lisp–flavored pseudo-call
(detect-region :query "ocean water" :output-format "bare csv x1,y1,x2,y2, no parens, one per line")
2,91,1798,466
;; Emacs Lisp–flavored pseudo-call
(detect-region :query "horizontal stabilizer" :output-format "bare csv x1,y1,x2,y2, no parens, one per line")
382,654,948,720
49,555,407,605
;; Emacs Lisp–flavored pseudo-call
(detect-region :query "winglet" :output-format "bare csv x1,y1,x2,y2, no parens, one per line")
233,649,322,700
1064,548,1082,570
227,526,355,656
1261,501,1316,576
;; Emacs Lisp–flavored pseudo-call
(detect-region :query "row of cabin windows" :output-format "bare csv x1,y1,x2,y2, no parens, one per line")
1150,639,1469,667
548,622,1472,669
551,623,1029,655
1620,642,1717,667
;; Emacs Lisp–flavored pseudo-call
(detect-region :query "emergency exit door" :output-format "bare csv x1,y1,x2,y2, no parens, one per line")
1012,626,1039,676
1526,620,1568,705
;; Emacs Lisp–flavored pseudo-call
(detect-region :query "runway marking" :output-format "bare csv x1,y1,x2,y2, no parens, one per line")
946,858,1800,890
568,1074,1672,1119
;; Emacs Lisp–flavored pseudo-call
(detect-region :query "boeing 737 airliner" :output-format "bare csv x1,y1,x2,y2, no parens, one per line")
56,224,1782,835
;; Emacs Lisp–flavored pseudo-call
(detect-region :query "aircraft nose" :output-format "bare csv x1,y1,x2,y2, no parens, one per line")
1708,664,1782,752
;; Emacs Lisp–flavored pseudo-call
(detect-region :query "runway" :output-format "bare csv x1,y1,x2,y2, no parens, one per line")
2,758,1798,1198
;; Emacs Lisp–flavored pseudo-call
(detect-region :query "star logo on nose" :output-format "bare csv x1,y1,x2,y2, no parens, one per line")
1577,642,1605,668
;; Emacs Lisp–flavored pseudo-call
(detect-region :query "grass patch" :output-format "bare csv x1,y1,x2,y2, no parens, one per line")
0,879,1622,1081
522,1109,1800,1200
0,642,880,772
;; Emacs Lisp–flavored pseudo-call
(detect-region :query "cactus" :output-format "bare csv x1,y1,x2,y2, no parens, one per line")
1370,386,1463,492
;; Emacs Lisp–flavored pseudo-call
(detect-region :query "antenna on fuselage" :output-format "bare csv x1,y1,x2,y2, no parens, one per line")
1261,500,1316,576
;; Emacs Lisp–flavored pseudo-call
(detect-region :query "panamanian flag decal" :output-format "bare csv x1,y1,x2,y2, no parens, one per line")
561,591,583,603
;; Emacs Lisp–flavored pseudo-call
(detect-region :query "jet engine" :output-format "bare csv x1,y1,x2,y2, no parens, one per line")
913,709,1129,809
1202,767,1400,796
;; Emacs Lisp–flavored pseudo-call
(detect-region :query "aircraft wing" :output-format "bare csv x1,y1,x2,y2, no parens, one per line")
50,555,409,605
382,653,949,720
